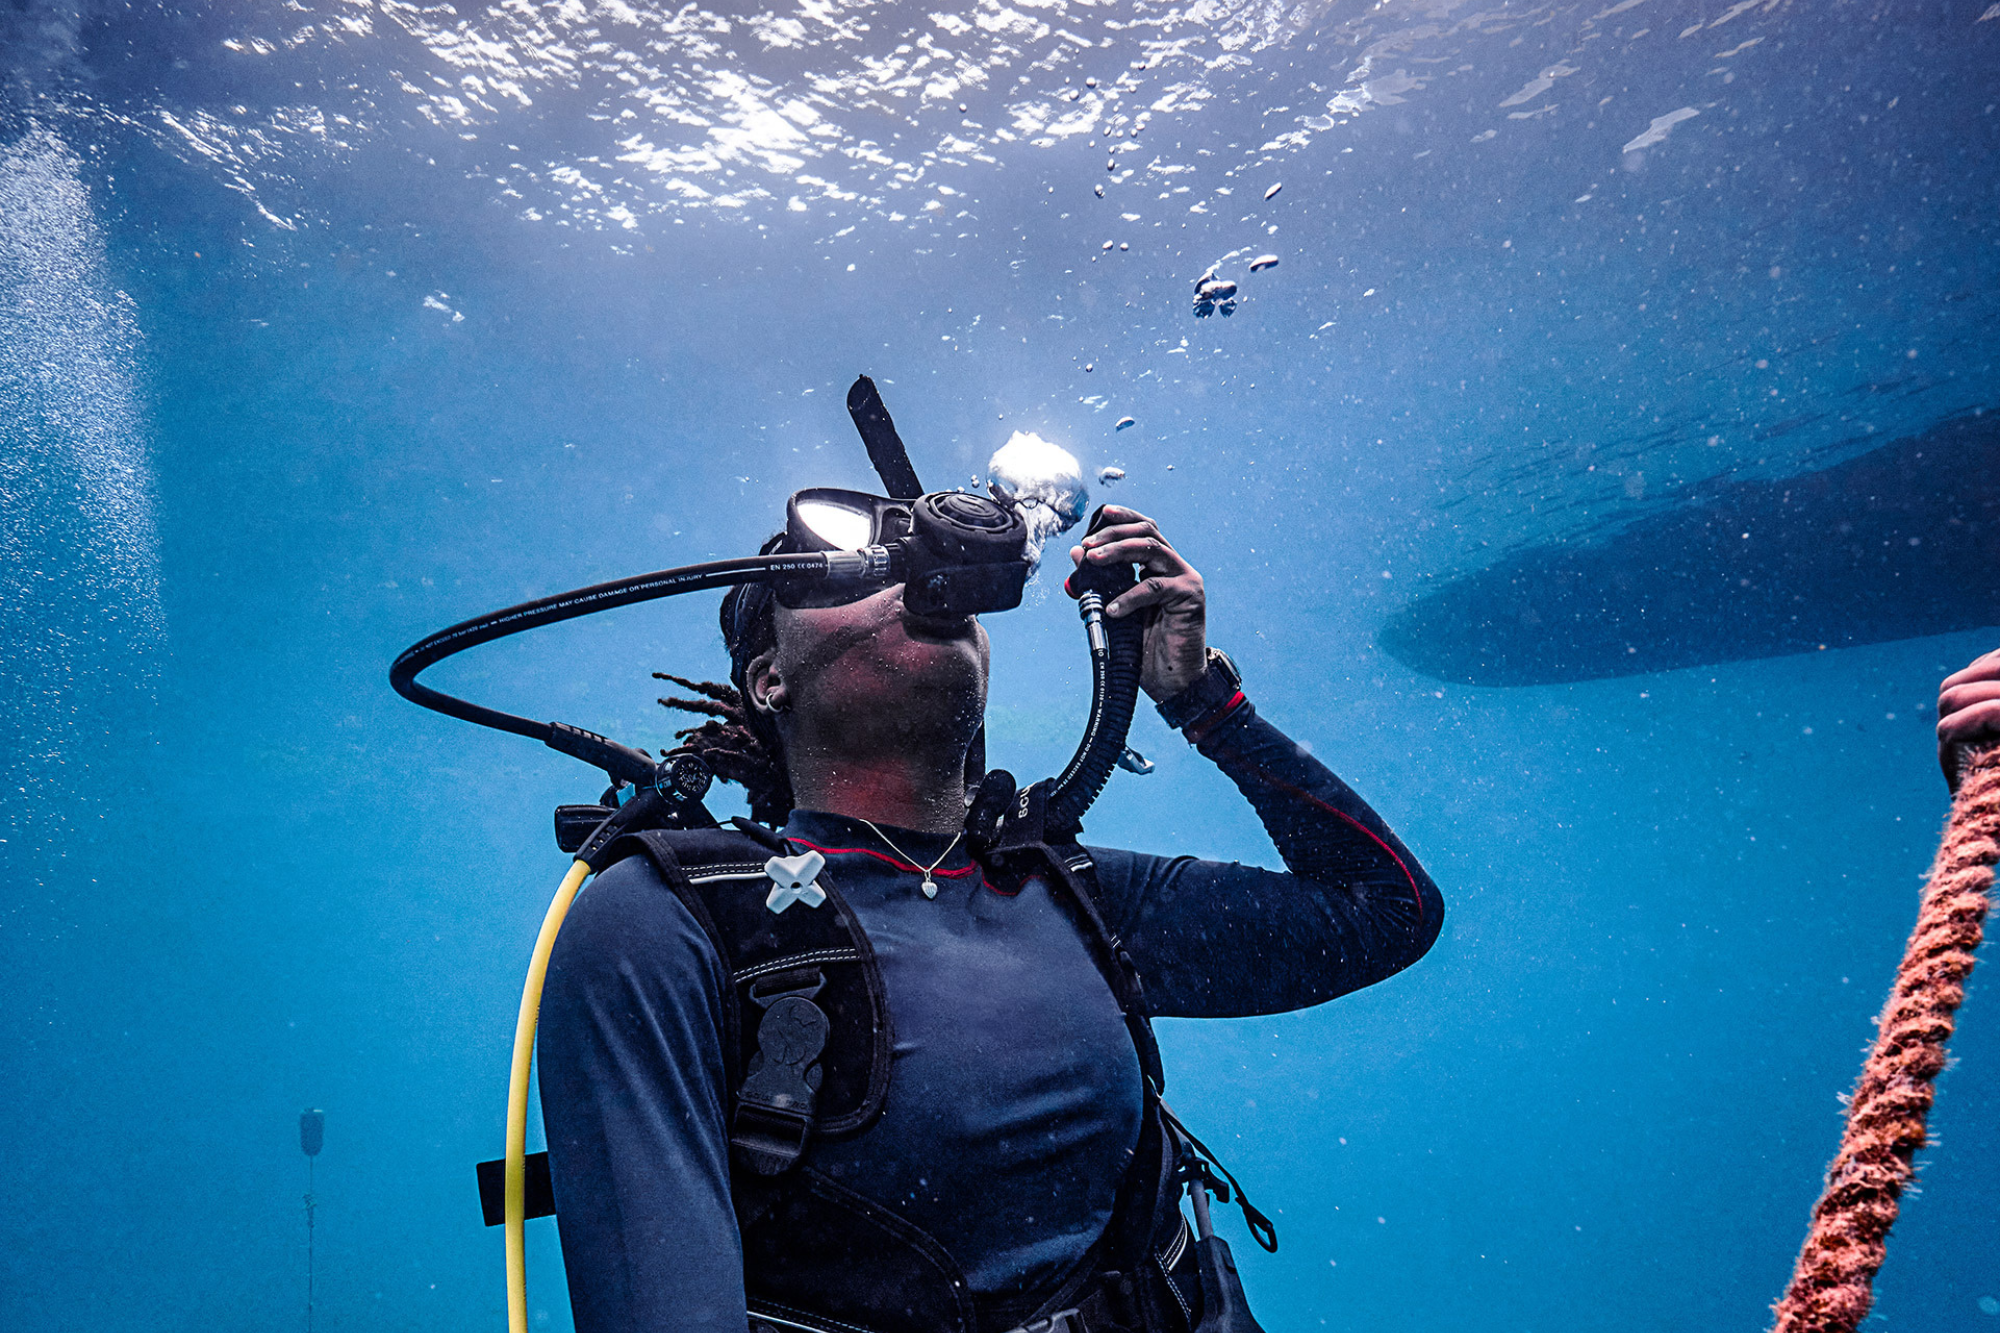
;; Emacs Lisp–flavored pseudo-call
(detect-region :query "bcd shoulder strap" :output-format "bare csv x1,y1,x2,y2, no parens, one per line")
601,824,893,1177
973,784,1218,1333
982,781,1165,1096
476,817,891,1228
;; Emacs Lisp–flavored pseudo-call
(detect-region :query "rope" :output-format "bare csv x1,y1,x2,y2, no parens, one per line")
1771,743,2000,1333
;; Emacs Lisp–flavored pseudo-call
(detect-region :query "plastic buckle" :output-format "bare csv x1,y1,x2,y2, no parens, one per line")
1004,1308,1084,1333
730,983,829,1176
730,1100,813,1176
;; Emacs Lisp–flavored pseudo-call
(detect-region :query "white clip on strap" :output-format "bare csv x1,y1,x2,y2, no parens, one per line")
764,850,828,913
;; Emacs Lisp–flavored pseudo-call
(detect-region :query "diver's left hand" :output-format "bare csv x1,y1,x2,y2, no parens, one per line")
1070,505,1207,700
1938,646,2000,791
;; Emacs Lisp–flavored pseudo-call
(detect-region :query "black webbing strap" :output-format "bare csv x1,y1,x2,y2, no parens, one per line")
1058,848,1166,1096
1159,1103,1278,1254
477,1152,553,1227
980,781,1166,1095
604,826,892,1178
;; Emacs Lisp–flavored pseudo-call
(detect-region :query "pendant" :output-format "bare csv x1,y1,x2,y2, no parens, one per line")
921,877,938,900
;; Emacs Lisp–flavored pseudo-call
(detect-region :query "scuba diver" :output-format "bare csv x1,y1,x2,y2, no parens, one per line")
538,532,1442,1331
391,380,1443,1333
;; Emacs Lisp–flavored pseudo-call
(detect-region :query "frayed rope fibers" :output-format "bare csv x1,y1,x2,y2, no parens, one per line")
1772,744,1999,1333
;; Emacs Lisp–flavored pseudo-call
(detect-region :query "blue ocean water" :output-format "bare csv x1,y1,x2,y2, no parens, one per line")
2,0,1995,1329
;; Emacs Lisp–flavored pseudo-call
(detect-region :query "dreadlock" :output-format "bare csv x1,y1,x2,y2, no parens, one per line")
656,672,794,826
655,553,795,825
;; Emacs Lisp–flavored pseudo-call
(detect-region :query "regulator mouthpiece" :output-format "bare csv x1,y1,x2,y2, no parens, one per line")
902,490,1029,617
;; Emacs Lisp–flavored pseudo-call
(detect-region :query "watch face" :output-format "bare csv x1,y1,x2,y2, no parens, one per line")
1209,649,1241,691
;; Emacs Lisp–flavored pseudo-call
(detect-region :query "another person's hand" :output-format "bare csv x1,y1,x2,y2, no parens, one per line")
1937,647,2000,791
1070,505,1207,700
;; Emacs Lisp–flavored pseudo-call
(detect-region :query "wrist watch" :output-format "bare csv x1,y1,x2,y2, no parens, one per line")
1156,648,1245,733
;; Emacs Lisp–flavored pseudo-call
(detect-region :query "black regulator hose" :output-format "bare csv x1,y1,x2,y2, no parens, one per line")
390,506,1145,828
1045,508,1144,836
389,549,882,784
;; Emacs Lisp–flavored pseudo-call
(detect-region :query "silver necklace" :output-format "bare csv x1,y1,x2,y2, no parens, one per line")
858,819,963,900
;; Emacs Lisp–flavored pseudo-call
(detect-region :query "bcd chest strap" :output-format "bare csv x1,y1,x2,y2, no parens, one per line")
599,824,893,1177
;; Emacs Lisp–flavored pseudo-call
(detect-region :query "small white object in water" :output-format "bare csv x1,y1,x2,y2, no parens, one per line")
1083,362,1094,372
1195,278,1237,301
1264,182,1283,201
1249,254,1279,272
987,432,1089,572
1098,466,1125,483
1094,184,1105,197
1115,416,1136,431
1085,76,1098,88
1102,240,1114,250
1119,242,1129,251
958,103,968,113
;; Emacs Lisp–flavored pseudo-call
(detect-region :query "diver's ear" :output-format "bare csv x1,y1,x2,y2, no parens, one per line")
745,647,788,717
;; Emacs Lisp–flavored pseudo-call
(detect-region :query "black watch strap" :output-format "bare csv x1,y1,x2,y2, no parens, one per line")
1156,649,1245,733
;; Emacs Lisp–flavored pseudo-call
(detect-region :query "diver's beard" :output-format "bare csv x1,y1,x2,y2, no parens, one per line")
773,591,987,773
780,650,984,766
901,610,978,643
851,668,985,759
781,680,985,791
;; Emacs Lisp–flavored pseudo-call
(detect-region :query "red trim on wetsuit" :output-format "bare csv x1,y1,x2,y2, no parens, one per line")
786,839,982,878
1201,743,1429,931
1182,690,1247,744
786,838,1003,893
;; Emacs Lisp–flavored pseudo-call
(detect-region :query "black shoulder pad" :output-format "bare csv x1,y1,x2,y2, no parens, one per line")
600,825,892,1142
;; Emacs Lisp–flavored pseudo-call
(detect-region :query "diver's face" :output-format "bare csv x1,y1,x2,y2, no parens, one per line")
753,584,989,745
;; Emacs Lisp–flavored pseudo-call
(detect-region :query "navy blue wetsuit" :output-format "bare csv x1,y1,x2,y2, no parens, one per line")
539,701,1443,1333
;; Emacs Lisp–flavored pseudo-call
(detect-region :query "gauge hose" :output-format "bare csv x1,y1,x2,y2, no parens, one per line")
1771,743,2000,1333
505,857,591,1333
501,789,668,1333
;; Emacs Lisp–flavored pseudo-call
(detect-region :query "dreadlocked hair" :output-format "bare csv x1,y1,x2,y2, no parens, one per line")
655,672,795,826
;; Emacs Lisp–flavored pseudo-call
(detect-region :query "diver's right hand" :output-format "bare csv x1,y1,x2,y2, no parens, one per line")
1937,647,2000,791
1071,505,1207,701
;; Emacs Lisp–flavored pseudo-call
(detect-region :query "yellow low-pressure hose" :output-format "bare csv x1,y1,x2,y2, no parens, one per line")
506,858,593,1333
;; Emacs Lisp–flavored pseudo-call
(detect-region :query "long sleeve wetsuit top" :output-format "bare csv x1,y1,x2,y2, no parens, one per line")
539,700,1444,1333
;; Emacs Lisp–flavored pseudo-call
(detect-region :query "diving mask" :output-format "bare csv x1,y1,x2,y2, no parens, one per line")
777,486,1028,617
